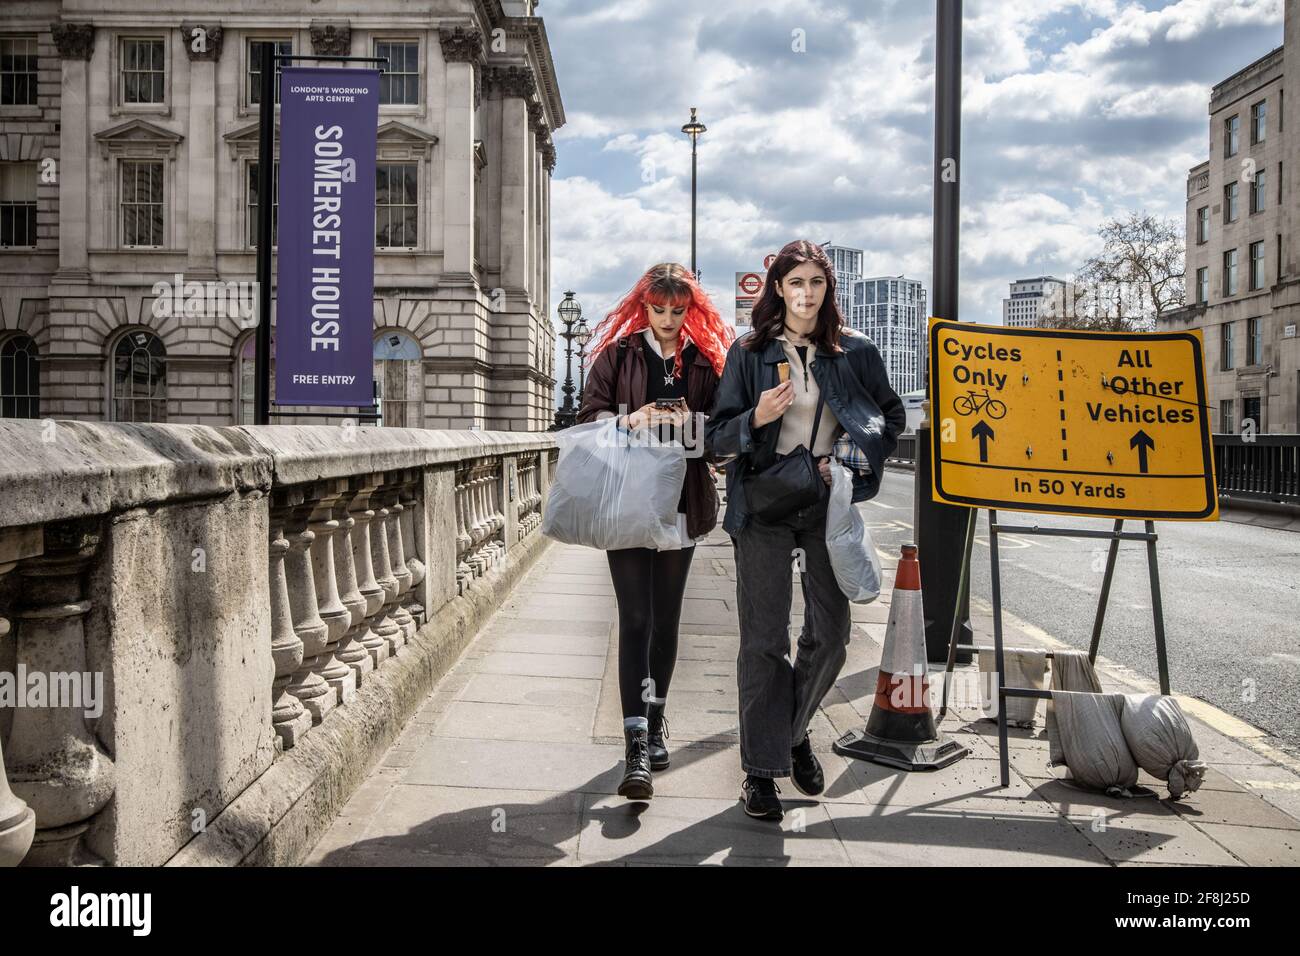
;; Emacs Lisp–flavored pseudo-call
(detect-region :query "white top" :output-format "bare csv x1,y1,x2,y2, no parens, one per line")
774,332,843,457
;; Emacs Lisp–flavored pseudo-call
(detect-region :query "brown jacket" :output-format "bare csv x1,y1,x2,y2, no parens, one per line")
576,334,721,540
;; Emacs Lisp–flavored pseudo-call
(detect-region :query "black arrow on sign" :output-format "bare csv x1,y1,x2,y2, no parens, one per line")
1130,429,1155,474
971,419,995,463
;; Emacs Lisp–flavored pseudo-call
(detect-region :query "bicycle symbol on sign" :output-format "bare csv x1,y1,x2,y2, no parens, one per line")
952,388,1008,420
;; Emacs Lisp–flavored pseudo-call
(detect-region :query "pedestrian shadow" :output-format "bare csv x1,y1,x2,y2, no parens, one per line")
313,731,738,867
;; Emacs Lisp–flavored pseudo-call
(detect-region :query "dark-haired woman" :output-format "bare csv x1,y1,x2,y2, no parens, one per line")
705,240,905,821
578,262,733,800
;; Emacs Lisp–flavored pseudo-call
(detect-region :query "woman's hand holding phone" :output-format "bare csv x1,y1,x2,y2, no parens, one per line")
624,400,688,430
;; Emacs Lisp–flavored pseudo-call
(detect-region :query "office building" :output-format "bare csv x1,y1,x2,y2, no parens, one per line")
0,0,563,430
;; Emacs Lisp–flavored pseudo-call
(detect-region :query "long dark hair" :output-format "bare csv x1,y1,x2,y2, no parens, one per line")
744,239,844,353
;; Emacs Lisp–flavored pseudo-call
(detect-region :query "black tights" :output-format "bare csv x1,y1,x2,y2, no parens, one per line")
606,545,696,720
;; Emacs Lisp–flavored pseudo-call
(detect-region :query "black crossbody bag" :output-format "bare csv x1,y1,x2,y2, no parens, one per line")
742,393,826,522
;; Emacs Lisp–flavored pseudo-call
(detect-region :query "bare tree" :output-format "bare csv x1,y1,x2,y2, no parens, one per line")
1040,212,1185,332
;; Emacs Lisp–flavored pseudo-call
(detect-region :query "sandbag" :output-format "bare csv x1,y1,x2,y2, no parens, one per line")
1046,690,1140,796
1050,649,1103,693
978,648,1047,727
541,418,686,552
824,461,881,603
1120,694,1207,799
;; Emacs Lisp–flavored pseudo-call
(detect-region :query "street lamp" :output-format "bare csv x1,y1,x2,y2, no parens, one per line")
554,291,585,430
681,107,707,280
576,321,593,409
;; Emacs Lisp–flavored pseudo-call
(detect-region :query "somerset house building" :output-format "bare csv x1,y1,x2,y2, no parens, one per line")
0,0,563,430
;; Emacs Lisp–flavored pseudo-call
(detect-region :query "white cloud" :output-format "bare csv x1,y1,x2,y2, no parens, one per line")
1056,0,1282,70
545,0,1282,328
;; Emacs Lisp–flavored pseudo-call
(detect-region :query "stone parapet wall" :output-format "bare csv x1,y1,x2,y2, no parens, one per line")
0,420,557,866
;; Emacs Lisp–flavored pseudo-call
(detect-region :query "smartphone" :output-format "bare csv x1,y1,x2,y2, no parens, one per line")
654,398,686,410
777,361,791,384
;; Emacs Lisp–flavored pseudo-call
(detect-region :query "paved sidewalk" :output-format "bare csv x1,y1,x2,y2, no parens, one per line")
307,528,1300,867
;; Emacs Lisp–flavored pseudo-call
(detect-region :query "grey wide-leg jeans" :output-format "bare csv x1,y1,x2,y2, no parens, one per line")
732,494,851,778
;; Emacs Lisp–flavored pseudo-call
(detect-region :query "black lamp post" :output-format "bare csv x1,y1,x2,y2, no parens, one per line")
553,291,586,429
681,107,706,280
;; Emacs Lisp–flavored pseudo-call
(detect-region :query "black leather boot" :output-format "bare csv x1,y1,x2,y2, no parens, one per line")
647,705,670,771
618,726,654,800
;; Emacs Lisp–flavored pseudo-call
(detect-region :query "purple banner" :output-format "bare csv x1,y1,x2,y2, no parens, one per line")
274,67,378,407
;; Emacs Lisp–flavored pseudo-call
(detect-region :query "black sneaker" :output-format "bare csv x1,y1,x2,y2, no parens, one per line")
647,711,670,771
618,727,654,800
791,732,825,796
740,775,783,821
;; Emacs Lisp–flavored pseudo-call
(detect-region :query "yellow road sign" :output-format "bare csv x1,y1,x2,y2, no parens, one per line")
928,319,1218,520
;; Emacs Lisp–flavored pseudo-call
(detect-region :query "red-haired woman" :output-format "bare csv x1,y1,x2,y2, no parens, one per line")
578,262,733,800
706,240,906,821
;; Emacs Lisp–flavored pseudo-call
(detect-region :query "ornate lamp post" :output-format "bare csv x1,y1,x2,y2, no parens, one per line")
553,291,586,430
681,107,707,280
576,321,593,410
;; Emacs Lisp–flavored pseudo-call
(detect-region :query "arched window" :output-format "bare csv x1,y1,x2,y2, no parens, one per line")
373,330,423,428
111,330,166,422
234,332,276,425
1,333,39,419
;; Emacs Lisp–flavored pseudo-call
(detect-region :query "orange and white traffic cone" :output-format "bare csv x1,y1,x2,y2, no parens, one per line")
832,544,969,771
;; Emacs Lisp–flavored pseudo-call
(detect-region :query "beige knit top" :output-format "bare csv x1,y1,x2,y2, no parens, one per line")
774,332,843,457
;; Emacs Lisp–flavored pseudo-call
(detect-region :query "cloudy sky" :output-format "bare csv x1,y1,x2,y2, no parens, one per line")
543,0,1284,335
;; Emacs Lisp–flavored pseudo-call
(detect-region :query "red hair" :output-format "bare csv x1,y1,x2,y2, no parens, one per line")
588,262,732,378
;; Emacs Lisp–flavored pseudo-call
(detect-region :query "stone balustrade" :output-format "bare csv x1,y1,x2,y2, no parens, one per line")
0,421,556,866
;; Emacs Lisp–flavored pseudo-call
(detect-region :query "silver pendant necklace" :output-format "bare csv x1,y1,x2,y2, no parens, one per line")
662,352,675,387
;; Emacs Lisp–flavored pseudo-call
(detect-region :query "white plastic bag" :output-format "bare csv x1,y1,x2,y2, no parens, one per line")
824,461,881,603
541,418,686,552
1119,694,1207,799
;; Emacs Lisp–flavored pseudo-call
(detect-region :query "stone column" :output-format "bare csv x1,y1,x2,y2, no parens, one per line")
332,485,375,685
0,526,41,867
307,486,357,707
466,463,487,577
268,505,312,748
181,23,223,279
489,66,536,291
6,520,115,866
51,24,94,284
367,482,404,656
439,27,483,276
502,456,519,551
399,480,426,627
454,465,473,593
383,480,416,642
481,460,505,568
349,483,390,669
280,494,336,724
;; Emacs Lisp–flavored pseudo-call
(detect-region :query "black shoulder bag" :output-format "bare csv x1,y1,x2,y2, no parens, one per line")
742,393,826,522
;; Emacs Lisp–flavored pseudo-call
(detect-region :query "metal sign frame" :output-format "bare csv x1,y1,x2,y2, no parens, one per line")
937,507,1172,789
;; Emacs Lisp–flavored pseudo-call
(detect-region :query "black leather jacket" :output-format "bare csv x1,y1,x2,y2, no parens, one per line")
705,330,907,535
